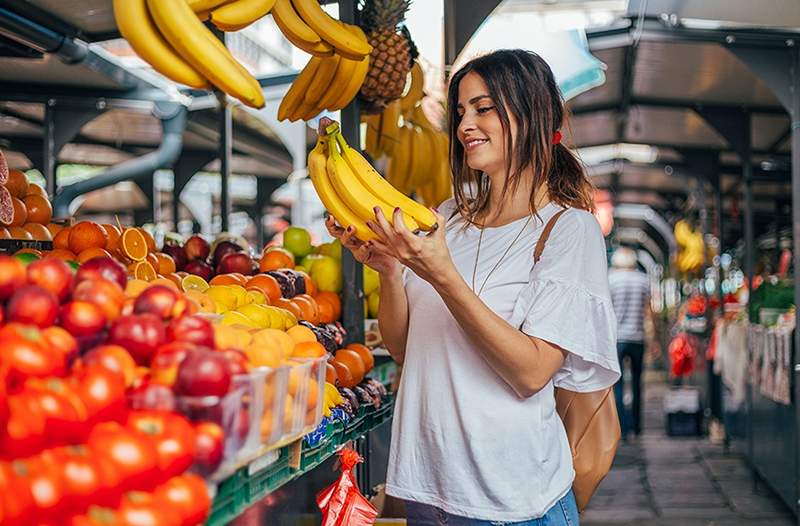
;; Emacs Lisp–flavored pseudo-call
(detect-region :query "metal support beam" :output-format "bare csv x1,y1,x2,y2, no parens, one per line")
134,175,156,225
42,101,103,196
172,151,216,231
217,91,232,233
255,178,284,249
616,44,638,141
790,53,800,524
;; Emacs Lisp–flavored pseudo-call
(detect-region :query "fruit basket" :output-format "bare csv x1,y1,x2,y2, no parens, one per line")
281,355,327,443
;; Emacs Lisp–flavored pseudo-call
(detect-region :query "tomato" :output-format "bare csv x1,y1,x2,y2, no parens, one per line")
12,457,67,519
44,446,105,513
87,423,158,492
0,393,47,458
154,474,211,526
82,345,137,388
0,323,66,390
75,364,127,424
0,461,35,524
117,491,182,526
69,507,120,526
126,411,195,482
25,378,89,444
41,326,80,365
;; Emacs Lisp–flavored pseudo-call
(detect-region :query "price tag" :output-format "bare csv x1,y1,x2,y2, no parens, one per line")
247,450,279,476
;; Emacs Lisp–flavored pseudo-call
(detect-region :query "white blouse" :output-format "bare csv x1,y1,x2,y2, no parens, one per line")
385,199,620,521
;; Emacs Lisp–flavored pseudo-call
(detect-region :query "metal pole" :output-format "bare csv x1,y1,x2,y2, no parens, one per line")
790,47,800,524
740,113,755,473
256,178,267,249
339,0,365,346
43,100,56,197
218,92,232,233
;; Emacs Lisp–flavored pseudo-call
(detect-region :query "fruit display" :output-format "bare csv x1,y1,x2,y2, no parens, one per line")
362,61,453,205
0,167,57,241
308,122,438,242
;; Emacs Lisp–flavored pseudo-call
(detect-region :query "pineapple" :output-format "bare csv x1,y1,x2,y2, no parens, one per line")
358,0,415,113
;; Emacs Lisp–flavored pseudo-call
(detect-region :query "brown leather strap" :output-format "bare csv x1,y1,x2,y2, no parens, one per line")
534,208,568,262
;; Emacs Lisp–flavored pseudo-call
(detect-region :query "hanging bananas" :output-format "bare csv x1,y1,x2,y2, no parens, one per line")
307,123,438,242
674,219,706,273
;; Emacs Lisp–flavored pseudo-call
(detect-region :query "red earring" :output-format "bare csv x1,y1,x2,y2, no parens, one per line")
552,131,562,145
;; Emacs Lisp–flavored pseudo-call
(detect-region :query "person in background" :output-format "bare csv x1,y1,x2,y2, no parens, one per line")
608,247,651,439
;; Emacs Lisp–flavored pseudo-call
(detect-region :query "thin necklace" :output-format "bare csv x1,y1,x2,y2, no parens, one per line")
471,215,533,297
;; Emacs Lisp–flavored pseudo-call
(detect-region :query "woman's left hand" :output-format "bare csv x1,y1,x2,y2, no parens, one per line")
366,207,457,288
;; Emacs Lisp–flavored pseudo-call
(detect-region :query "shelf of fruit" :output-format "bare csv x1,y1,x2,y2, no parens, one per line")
0,162,388,525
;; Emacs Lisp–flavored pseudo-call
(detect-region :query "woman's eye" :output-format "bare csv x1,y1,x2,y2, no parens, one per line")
476,106,494,114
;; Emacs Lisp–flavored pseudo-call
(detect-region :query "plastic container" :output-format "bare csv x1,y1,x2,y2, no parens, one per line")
280,355,326,443
253,364,289,450
759,308,786,327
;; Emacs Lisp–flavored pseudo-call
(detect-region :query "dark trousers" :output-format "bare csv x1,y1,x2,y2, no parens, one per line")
614,341,644,437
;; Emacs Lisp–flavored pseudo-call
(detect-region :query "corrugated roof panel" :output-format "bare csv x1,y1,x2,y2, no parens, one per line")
0,54,125,89
78,108,162,146
624,106,727,148
25,0,116,39
566,111,617,146
751,114,790,151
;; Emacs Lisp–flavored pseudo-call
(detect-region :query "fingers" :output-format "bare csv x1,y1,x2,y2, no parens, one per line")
426,207,445,238
324,214,345,236
367,207,392,241
391,207,415,240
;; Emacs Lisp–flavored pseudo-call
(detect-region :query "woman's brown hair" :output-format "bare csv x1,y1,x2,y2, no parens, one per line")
446,49,595,224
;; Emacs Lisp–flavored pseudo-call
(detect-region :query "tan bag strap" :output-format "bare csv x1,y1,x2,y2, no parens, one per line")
533,208,568,263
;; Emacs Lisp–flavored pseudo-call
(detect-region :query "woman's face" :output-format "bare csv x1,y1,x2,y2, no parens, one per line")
456,71,516,177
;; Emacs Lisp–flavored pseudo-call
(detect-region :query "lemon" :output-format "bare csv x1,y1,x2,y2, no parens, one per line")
246,289,267,305
237,304,272,328
207,286,237,312
221,310,258,328
252,328,295,359
227,284,249,307
363,264,380,296
181,274,209,293
263,306,287,330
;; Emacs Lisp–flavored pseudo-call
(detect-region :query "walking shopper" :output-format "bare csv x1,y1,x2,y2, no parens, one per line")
608,247,651,439
325,49,620,525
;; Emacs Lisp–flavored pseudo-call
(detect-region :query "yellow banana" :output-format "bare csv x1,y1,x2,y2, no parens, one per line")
329,27,370,110
379,100,402,157
308,137,376,242
316,56,358,110
272,0,334,56
187,0,232,12
400,61,425,114
211,0,277,32
325,129,419,231
334,132,436,230
147,0,264,108
278,56,321,121
387,126,414,193
290,0,372,59
113,0,209,89
362,113,382,159
432,132,453,205
304,54,340,106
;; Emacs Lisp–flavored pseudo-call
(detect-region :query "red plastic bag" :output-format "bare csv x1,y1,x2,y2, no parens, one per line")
669,332,697,377
317,448,378,526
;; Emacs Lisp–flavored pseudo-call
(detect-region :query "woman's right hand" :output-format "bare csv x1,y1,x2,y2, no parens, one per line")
324,215,401,277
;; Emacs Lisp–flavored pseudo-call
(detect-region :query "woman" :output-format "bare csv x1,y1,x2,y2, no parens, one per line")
325,49,620,525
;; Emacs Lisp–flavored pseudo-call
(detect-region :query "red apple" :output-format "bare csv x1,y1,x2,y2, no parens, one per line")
0,323,66,387
72,278,125,322
0,255,26,301
60,301,107,337
216,252,254,276
161,242,187,271
133,285,186,320
220,348,250,376
6,285,59,327
76,257,127,290
175,350,231,397
26,259,73,302
184,260,213,281
129,381,176,412
212,241,243,267
150,341,199,387
83,344,137,388
167,315,215,348
184,235,210,262
108,313,167,365
192,421,224,475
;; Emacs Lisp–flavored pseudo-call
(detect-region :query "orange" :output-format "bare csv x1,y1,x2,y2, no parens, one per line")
45,248,77,261
77,247,112,264
46,222,64,237
5,169,29,198
315,291,341,320
68,221,108,254
102,224,122,252
274,297,303,320
120,228,147,262
317,300,336,323
210,273,248,287
14,248,42,258
22,223,52,241
333,349,365,385
6,226,32,240
325,362,338,385
23,195,52,224
292,341,326,359
53,226,71,249
164,272,182,287
286,325,316,344
246,274,282,303
331,360,356,388
145,251,159,270
291,295,319,324
9,197,26,226
25,183,47,198
138,228,156,253
305,380,319,411
155,252,176,275
131,260,157,281
124,279,150,298
346,343,374,372
149,277,179,290
259,247,294,272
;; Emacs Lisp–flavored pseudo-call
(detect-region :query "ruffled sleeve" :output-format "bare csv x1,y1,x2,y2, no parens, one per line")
510,209,621,392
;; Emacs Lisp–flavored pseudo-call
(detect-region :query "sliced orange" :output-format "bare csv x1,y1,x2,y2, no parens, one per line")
146,251,159,269
120,228,148,262
155,252,176,275
132,260,157,281
138,227,156,253
181,274,209,293
164,272,183,287
149,277,179,290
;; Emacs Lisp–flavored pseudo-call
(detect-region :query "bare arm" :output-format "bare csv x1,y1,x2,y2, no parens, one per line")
377,267,410,365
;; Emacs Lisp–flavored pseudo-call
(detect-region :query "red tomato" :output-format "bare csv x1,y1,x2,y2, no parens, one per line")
87,423,159,492
0,461,35,524
44,446,105,513
117,491,182,526
0,323,66,390
41,326,79,364
74,364,127,424
82,345,137,388
69,507,120,526
154,474,211,526
25,378,89,444
126,410,195,482
0,393,47,458
12,457,67,519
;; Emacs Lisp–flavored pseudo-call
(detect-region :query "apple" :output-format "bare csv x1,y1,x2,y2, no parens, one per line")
72,278,125,322
0,256,27,302
76,257,127,290
108,313,167,365
184,260,213,281
133,285,188,320
6,285,59,327
175,350,232,397
26,258,73,302
220,348,249,375
83,344,137,387
184,235,210,261
150,341,198,387
192,421,224,475
212,240,243,268
216,252,253,276
162,242,187,271
129,381,176,412
167,315,215,348
60,300,107,338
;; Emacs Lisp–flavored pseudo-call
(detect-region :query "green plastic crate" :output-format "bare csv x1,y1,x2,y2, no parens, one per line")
207,474,246,526
246,447,292,502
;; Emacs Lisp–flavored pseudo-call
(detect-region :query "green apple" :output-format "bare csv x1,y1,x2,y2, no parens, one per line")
300,253,324,274
283,226,313,258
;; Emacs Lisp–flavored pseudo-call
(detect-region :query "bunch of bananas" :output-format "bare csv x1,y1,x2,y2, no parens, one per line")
362,61,452,207
275,0,372,121
113,0,270,108
308,122,437,242
674,219,706,273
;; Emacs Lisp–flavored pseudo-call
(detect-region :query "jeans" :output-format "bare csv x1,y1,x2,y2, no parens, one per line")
405,489,579,526
614,341,644,437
